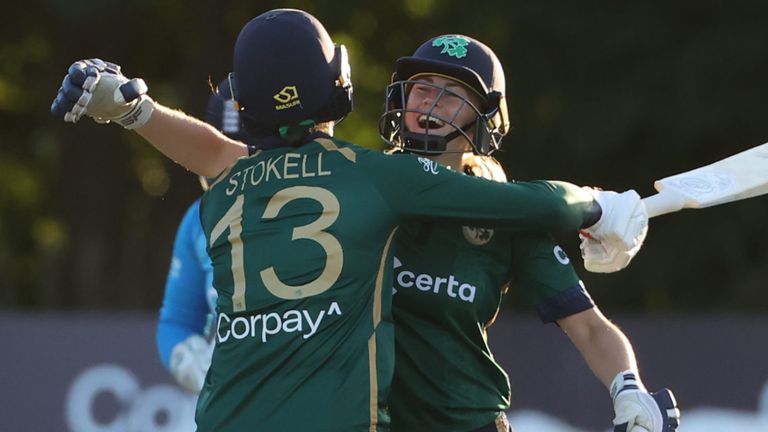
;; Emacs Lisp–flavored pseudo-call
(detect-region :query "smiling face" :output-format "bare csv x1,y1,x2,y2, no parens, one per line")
403,75,483,154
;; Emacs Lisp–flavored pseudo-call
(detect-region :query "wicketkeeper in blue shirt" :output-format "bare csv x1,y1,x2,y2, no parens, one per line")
156,77,247,393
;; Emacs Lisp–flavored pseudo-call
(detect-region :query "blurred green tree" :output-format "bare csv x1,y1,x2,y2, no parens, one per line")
1,0,766,311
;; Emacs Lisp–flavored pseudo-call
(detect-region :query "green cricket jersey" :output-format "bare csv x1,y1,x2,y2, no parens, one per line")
389,222,595,432
196,137,596,431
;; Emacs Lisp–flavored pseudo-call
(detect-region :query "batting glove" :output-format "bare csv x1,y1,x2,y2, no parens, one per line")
581,189,648,273
580,233,643,273
169,334,213,394
50,58,154,129
611,370,681,432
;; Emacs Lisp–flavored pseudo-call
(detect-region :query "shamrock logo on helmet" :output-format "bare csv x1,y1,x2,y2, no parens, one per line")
432,35,470,59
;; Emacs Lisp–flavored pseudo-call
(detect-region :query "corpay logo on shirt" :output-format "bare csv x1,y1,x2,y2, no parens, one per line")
216,302,342,344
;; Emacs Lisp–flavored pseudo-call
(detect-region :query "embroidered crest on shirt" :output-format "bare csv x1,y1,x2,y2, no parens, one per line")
462,226,494,246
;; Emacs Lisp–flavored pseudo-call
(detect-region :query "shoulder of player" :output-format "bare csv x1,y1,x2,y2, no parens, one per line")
178,198,203,230
507,230,579,270
316,137,372,156
505,229,556,247
355,147,431,167
315,139,410,167
184,198,202,216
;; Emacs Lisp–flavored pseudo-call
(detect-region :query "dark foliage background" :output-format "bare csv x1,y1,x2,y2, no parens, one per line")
1,0,767,312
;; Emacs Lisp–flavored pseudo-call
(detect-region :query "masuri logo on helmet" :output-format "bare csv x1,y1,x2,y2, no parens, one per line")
273,86,301,110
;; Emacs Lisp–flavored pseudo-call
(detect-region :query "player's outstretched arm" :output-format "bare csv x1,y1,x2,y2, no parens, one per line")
51,58,247,177
558,308,680,432
367,153,648,264
137,105,248,177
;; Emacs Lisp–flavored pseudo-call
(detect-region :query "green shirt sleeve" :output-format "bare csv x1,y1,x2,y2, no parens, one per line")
509,231,595,322
363,151,598,233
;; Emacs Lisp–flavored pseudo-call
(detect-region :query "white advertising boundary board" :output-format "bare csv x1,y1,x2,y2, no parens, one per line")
1,312,767,431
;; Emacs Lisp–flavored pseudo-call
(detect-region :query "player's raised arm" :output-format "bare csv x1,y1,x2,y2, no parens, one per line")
138,105,248,177
50,59,247,177
365,152,648,268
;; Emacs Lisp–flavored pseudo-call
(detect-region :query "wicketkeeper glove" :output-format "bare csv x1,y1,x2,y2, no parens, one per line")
50,58,155,129
169,334,214,394
611,370,681,432
580,189,648,273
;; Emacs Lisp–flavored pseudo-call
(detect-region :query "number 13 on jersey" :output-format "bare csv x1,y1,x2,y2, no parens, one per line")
210,186,344,311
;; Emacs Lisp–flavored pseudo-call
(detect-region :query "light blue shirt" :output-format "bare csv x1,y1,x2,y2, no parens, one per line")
156,199,217,369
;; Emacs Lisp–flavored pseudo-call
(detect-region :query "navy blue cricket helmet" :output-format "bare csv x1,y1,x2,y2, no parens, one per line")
205,76,248,142
379,34,510,155
199,76,248,190
233,9,353,138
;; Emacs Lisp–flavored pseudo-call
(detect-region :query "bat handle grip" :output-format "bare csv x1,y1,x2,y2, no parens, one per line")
642,190,687,218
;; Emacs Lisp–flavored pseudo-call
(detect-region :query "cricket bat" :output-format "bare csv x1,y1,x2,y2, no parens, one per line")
642,142,768,218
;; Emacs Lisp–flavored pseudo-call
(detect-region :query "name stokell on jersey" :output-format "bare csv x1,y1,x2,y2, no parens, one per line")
196,137,595,432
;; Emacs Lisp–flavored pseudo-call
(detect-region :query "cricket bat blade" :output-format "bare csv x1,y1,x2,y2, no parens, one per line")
642,142,768,218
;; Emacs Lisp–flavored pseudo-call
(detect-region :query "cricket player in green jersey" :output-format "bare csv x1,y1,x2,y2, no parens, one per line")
51,9,651,432
380,35,680,432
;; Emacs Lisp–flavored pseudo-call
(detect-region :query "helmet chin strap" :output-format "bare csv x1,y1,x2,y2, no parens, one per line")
402,121,473,154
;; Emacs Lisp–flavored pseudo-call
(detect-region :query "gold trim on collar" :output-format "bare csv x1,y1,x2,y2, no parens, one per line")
315,138,357,163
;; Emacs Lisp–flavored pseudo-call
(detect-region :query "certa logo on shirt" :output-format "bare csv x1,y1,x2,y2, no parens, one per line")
392,257,476,303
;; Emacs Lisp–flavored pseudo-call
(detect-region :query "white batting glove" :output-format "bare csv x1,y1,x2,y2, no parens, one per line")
580,189,648,273
611,370,681,432
169,334,213,394
50,58,155,129
580,233,643,273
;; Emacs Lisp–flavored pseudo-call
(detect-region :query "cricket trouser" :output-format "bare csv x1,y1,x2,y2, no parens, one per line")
472,412,514,432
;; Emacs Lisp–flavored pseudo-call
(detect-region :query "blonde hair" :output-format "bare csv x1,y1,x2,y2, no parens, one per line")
312,121,334,135
462,154,507,183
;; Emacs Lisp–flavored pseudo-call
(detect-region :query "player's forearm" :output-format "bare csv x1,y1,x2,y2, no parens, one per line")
137,104,248,177
533,180,602,229
559,308,638,388
421,177,600,231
